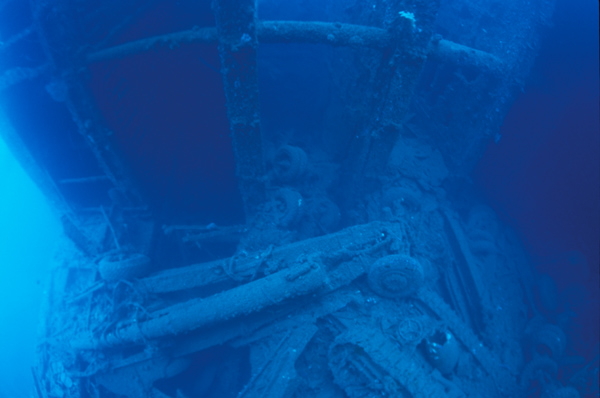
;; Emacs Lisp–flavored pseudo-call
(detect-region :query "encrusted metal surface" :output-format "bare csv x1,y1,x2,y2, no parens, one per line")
2,0,587,397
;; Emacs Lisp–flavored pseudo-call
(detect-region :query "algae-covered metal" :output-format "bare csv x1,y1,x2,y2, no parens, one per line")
1,0,588,397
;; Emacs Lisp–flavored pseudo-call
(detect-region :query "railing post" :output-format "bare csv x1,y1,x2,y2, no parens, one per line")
213,0,266,219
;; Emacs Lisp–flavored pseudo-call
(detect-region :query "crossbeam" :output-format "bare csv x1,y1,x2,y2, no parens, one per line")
88,21,504,75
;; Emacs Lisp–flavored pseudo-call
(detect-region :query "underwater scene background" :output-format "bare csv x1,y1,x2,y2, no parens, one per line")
0,0,597,397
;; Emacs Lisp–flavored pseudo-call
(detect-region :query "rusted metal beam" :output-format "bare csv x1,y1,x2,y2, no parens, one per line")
86,22,391,63
73,221,396,350
32,2,145,210
0,64,49,91
137,220,394,295
87,21,504,76
74,260,328,349
257,20,391,48
213,0,266,218
87,27,217,63
339,2,441,210
430,37,505,76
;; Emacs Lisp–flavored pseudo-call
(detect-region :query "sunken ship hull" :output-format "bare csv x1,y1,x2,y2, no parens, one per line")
1,0,586,397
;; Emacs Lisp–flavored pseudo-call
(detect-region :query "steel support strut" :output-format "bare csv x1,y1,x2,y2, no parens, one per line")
213,0,266,219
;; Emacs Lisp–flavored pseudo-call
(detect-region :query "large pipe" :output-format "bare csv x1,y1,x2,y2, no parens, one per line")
73,260,327,349
87,21,504,75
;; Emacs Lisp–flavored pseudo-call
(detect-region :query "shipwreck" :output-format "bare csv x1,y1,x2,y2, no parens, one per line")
0,0,592,397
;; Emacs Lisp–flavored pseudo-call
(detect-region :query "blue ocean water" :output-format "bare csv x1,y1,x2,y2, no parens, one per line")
0,0,597,397
0,112,61,397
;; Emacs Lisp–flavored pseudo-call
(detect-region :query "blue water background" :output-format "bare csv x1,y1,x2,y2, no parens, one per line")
0,112,61,397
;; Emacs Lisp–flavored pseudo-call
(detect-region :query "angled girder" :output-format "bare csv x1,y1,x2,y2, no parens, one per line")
31,2,145,210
